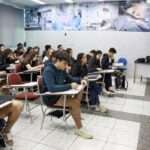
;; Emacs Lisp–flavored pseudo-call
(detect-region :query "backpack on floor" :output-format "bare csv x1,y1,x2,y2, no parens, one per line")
146,56,150,63
0,119,6,148
135,58,145,63
115,75,128,90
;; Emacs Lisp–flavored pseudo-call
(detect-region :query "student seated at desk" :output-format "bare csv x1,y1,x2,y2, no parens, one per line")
20,47,40,81
20,47,36,70
88,50,102,72
14,43,25,58
57,44,64,51
101,48,117,93
66,48,76,67
43,51,93,139
0,44,5,52
0,45,10,71
42,45,54,63
32,46,41,66
71,53,107,112
3,49,18,64
0,87,23,145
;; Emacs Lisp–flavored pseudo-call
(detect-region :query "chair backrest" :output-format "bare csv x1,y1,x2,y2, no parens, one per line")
118,57,128,66
7,73,23,85
15,64,22,73
37,76,43,94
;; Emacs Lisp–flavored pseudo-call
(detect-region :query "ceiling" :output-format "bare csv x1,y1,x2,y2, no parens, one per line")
0,0,146,8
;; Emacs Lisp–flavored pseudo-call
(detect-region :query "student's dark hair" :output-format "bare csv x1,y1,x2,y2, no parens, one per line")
17,43,23,49
66,48,72,53
90,49,96,55
43,45,51,58
57,44,62,49
77,53,84,64
51,50,57,59
66,48,73,56
45,45,51,51
96,50,102,55
0,44,5,54
55,51,70,63
34,46,39,50
24,47,32,57
86,54,91,62
0,44,4,48
3,48,12,57
103,53,109,59
109,48,117,54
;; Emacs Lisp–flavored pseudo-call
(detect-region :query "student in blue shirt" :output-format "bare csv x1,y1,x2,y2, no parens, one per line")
43,51,93,139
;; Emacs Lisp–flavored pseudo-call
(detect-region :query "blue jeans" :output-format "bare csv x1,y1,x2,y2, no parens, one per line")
88,82,102,106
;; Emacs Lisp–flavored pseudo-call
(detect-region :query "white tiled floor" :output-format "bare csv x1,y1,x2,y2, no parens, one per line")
104,143,137,150
101,96,150,116
100,78,150,116
2,78,148,150
3,108,140,150
116,78,146,97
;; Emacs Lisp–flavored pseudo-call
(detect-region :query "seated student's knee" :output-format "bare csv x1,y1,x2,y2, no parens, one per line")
11,100,23,113
69,98,81,108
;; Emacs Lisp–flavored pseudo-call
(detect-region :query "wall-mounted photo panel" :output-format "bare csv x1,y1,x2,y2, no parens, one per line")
25,0,150,32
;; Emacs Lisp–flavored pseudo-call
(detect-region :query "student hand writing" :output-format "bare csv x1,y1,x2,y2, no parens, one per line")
71,83,79,89
81,80,87,86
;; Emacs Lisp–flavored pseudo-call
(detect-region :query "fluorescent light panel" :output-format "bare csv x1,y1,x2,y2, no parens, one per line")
147,0,150,3
65,0,74,3
31,0,45,5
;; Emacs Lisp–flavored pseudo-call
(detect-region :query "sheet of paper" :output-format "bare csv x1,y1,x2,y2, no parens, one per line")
40,84,84,96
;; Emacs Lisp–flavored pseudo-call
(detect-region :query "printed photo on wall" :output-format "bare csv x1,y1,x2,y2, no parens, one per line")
25,0,150,32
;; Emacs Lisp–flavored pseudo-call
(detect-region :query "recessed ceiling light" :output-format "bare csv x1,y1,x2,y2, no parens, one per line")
147,0,150,3
32,0,45,5
65,0,74,3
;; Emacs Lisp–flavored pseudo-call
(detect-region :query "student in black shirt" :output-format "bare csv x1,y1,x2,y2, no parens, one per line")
101,48,117,92
88,50,102,72
71,53,88,78
0,45,10,71
14,43,24,58
66,48,76,67
71,53,107,112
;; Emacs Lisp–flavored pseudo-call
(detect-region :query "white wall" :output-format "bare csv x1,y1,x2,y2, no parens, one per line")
0,4,25,48
26,31,150,77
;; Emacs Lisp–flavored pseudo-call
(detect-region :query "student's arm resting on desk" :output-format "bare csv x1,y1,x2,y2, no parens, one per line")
43,68,72,92
66,73,81,84
26,64,32,70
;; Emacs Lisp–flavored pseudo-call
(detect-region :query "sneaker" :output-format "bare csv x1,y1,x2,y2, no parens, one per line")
2,132,13,146
108,90,115,93
75,128,93,139
99,105,108,113
95,105,108,113
103,89,113,96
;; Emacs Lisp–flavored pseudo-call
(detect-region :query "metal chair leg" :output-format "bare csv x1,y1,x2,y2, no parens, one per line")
40,113,46,129
26,101,33,123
